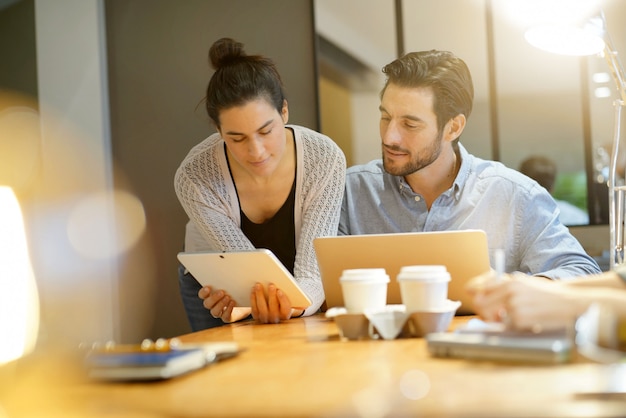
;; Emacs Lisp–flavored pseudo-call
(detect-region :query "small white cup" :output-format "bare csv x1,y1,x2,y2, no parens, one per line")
397,265,450,311
340,268,390,313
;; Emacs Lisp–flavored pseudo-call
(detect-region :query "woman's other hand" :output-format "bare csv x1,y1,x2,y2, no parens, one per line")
250,283,302,323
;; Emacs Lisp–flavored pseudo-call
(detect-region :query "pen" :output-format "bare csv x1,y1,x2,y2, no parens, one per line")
494,249,505,281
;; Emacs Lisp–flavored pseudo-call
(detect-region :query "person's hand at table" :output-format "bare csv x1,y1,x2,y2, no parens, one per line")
198,286,251,323
466,271,588,332
250,283,304,324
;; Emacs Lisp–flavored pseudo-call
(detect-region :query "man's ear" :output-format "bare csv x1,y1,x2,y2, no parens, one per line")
445,114,466,141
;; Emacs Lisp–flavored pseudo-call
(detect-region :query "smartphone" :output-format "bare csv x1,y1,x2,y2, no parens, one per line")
426,330,572,364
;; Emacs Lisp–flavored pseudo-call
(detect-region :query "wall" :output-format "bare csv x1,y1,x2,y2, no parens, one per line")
0,0,36,100
319,76,354,166
315,0,394,166
105,0,319,341
0,0,38,194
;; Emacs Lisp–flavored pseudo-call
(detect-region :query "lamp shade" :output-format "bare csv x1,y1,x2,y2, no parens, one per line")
525,20,605,56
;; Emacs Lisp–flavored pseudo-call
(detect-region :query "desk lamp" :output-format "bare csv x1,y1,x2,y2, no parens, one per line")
0,186,39,365
526,9,626,269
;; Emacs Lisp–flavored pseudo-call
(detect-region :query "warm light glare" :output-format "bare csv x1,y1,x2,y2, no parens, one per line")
0,186,39,365
594,86,612,98
593,72,611,83
399,369,431,400
498,0,602,29
525,24,605,56
0,106,40,192
66,190,146,259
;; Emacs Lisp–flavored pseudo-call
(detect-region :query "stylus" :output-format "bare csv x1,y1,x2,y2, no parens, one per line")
494,249,505,281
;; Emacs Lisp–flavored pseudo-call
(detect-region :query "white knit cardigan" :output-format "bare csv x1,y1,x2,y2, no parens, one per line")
174,125,346,315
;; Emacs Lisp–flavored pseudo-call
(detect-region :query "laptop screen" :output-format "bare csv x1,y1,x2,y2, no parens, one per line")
314,230,491,315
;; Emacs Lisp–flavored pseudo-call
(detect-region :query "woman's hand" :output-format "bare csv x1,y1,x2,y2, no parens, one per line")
465,270,512,323
250,283,302,324
198,286,251,323
466,271,587,331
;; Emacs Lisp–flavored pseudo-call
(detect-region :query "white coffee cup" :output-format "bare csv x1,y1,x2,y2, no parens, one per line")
340,268,390,313
397,265,450,311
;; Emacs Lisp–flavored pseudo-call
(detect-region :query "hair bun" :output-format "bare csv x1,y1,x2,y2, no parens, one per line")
209,37,246,70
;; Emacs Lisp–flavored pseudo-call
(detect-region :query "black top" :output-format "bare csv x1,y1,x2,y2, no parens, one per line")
240,180,296,274
225,142,297,274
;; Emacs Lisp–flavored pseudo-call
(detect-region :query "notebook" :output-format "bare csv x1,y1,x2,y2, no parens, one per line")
313,230,491,315
177,249,312,309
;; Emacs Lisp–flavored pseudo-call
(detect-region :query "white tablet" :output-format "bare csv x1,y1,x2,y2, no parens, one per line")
177,249,312,309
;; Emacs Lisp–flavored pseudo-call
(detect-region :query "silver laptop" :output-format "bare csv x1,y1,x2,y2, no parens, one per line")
313,230,491,315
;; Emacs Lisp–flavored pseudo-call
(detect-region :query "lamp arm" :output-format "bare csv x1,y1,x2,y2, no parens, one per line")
608,102,624,269
599,10,626,103
605,38,626,268
602,42,626,103
599,10,626,269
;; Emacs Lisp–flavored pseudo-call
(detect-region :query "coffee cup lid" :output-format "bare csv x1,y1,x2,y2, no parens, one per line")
399,265,447,273
340,268,390,282
397,265,450,281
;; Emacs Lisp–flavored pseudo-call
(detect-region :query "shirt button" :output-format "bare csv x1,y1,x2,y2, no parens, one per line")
414,196,421,202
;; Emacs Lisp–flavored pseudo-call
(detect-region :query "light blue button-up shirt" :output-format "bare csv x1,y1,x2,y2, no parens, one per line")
339,143,601,279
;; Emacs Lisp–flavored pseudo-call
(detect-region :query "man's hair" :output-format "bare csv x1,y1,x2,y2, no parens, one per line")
381,50,474,134
519,155,557,192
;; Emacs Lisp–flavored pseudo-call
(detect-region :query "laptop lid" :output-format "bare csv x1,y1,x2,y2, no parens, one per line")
314,230,491,315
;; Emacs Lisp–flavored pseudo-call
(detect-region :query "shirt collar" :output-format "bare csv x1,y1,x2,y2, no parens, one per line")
452,143,472,199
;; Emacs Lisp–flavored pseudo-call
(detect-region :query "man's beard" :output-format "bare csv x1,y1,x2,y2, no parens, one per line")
382,130,444,177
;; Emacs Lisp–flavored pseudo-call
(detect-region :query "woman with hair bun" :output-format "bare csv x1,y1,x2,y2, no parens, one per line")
175,38,346,330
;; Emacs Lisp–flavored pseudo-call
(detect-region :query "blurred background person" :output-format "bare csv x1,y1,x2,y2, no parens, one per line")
519,155,589,226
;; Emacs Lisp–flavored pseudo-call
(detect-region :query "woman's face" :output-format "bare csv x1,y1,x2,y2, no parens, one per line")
218,98,289,178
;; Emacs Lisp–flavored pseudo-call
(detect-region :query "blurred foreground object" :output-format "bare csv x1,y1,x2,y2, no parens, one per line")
0,186,39,365
576,303,626,363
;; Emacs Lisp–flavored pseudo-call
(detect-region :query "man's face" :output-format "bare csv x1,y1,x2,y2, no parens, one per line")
379,83,443,177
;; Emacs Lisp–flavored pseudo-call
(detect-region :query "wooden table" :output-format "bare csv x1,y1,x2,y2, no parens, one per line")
3,315,626,417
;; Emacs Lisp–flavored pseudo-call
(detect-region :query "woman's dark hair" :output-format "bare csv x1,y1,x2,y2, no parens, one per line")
205,38,286,127
380,50,474,135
